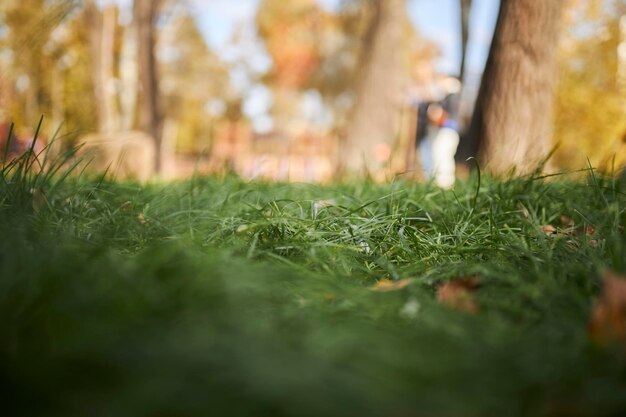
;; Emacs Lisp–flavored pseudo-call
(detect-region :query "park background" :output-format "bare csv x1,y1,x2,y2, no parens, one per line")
0,0,625,181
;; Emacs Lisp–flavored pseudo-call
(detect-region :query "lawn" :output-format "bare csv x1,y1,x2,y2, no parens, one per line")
2,151,626,417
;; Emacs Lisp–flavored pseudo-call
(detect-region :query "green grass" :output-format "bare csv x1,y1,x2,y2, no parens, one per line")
2,145,626,416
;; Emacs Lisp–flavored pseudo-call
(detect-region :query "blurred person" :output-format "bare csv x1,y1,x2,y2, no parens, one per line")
416,101,443,177
410,63,443,180
431,75,462,189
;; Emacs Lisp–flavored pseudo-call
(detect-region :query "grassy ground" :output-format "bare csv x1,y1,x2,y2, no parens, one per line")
2,149,626,417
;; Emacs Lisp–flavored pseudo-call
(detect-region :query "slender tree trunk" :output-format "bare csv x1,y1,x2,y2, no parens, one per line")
134,0,163,173
459,0,472,82
470,0,564,175
342,0,407,178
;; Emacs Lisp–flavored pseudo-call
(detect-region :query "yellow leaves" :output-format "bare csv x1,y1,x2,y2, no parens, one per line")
589,271,626,347
370,278,414,292
436,277,480,314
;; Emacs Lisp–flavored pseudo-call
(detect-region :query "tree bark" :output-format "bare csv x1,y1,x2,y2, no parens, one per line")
459,0,472,82
119,21,138,131
84,0,119,133
134,0,163,173
342,0,407,178
470,0,564,175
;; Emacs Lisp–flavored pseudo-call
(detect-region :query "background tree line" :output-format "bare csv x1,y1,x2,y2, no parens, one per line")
0,0,624,179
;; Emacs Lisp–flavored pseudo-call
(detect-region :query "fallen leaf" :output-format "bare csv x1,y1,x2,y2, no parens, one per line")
436,277,480,313
589,270,626,346
137,213,147,224
585,225,596,236
560,215,576,227
371,278,414,292
542,225,558,236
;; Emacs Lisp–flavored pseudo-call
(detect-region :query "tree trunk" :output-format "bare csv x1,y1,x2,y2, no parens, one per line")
119,21,138,131
470,0,564,175
84,0,119,133
134,0,163,173
342,0,407,178
459,0,472,82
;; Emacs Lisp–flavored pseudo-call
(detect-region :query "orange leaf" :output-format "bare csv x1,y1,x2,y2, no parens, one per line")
436,277,480,314
589,270,626,346
371,278,414,292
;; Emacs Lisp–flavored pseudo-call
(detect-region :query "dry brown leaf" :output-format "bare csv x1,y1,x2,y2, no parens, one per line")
542,225,558,236
585,225,596,236
560,215,575,227
589,270,626,346
370,278,414,292
137,213,147,224
436,277,480,314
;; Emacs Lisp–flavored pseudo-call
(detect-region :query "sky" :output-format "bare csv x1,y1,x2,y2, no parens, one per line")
192,0,501,78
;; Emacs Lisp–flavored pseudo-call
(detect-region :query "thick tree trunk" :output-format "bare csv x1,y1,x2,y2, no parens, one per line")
134,0,163,173
470,0,564,175
342,0,406,178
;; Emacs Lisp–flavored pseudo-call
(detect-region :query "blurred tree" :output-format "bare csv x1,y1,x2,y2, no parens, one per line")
256,0,323,135
134,0,165,172
342,0,408,177
58,17,98,139
83,0,120,133
553,0,626,169
256,0,429,176
470,0,564,175
160,11,230,154
0,0,75,130
459,0,472,83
